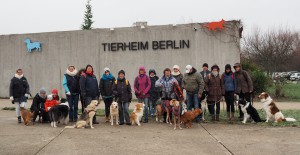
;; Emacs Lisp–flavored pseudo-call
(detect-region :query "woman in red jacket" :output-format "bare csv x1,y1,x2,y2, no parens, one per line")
44,89,60,112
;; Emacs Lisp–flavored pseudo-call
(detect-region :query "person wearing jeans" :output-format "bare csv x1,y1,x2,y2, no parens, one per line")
148,69,160,118
134,66,151,123
63,65,80,122
222,64,236,121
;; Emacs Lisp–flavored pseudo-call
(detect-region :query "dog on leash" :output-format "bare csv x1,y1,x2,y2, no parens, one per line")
110,102,119,125
258,92,296,123
49,98,69,128
181,108,201,128
156,100,172,124
239,100,262,124
130,103,144,126
171,99,182,130
65,100,99,129
200,96,207,121
20,107,34,126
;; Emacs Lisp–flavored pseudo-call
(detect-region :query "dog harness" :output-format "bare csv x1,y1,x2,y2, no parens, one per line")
161,100,172,113
172,106,181,118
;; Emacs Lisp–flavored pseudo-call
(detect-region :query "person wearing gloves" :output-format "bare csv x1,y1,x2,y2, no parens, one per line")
112,70,132,125
44,89,60,112
9,68,31,123
182,65,204,122
99,67,116,123
62,65,80,122
79,64,100,124
148,69,160,118
172,65,183,90
134,66,151,123
30,88,48,123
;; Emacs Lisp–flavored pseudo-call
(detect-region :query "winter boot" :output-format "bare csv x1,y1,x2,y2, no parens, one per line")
216,115,220,121
105,116,110,123
211,115,215,121
18,116,21,123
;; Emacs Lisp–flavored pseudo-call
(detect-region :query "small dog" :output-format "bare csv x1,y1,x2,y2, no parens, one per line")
65,100,99,129
259,92,296,123
20,107,34,126
110,102,119,125
181,108,201,128
200,96,207,121
171,99,182,130
130,103,144,126
181,101,188,115
49,98,69,128
239,100,262,124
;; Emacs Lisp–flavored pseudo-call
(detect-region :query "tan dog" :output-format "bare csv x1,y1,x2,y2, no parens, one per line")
181,108,201,128
110,102,119,125
20,107,34,126
130,103,144,126
156,100,172,124
65,100,99,129
171,99,182,130
156,104,163,122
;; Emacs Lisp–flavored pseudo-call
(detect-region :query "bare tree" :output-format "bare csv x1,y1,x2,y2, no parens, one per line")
242,28,300,75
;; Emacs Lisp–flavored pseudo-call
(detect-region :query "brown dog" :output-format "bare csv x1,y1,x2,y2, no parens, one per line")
20,107,34,126
181,108,201,128
130,103,144,126
156,100,172,124
171,99,182,130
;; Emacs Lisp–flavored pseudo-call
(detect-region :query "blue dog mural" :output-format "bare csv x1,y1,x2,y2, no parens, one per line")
24,38,41,52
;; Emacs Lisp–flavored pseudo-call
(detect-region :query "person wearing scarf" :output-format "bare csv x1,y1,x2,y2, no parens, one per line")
99,67,115,123
172,65,183,90
79,64,100,124
62,65,79,122
9,68,31,123
222,64,236,121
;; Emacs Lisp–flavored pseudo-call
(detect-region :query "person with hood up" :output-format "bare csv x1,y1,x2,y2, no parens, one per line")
148,69,160,118
222,64,236,121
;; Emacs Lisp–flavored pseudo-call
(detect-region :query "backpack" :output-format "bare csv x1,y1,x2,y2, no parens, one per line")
115,79,129,85
221,73,234,81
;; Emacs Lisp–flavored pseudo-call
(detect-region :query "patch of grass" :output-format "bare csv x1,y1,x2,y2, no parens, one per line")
2,107,15,111
267,83,300,102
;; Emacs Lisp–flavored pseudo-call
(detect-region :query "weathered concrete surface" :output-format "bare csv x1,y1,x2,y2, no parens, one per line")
0,21,240,98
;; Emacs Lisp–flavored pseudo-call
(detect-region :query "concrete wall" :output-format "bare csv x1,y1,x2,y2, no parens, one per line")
0,21,240,98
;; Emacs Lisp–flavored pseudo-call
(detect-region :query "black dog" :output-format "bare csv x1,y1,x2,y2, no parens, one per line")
48,98,69,127
239,100,262,124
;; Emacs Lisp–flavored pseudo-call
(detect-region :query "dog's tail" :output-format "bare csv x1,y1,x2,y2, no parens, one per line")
65,125,76,129
284,118,296,122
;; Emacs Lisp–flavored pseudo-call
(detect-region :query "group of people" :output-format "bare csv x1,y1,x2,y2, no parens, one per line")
9,62,253,125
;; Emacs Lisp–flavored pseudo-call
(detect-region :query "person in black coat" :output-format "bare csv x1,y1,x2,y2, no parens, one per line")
112,70,132,125
30,88,48,123
79,65,100,124
99,67,116,122
9,69,31,123
148,69,160,118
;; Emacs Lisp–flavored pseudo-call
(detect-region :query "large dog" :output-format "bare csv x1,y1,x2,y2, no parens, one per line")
20,107,34,126
171,100,182,130
110,102,119,126
156,100,172,124
259,92,296,123
200,96,207,121
130,103,144,126
65,100,99,129
49,98,69,128
181,108,201,128
238,100,262,124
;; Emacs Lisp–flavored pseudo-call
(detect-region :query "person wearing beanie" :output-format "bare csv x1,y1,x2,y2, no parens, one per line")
205,64,225,121
182,65,204,122
233,62,253,120
155,68,178,123
99,67,116,123
30,88,48,123
62,65,80,122
79,64,100,124
44,89,60,113
9,68,31,123
76,68,86,113
134,66,151,123
112,70,132,125
172,65,183,91
222,64,236,121
200,63,211,81
148,69,160,118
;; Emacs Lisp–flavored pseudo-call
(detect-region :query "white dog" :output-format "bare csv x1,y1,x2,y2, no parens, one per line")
110,102,119,125
258,92,296,123
200,96,207,121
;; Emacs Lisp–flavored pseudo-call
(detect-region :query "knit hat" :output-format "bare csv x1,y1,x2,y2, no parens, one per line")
104,67,110,73
52,89,58,94
185,65,193,73
118,70,125,75
225,64,231,70
149,69,156,75
211,64,220,71
202,63,208,68
39,88,46,94
173,65,180,70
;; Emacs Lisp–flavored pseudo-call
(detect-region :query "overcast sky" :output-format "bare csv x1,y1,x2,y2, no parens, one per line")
0,0,299,35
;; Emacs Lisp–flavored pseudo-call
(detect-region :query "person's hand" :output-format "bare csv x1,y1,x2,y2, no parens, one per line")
198,94,202,98
142,93,146,96
9,96,14,101
47,107,51,111
66,92,71,96
25,94,30,98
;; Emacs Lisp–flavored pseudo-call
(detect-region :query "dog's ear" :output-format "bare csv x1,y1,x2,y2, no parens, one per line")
264,93,269,99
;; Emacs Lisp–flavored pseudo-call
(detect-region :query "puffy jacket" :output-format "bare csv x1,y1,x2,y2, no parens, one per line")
9,75,30,99
112,78,132,103
79,73,99,98
44,96,60,112
62,74,80,94
30,93,46,112
99,74,115,98
234,70,253,94
222,72,236,92
149,76,160,100
134,66,151,99
182,68,204,96
173,74,183,89
205,74,225,102
155,75,178,99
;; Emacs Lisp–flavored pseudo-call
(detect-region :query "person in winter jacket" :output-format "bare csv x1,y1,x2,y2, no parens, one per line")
44,89,60,112
9,68,31,123
112,70,132,125
233,63,253,120
222,64,236,120
200,63,211,101
205,64,225,121
30,88,47,123
79,64,100,124
148,69,160,118
99,67,116,123
77,68,86,113
134,66,151,123
62,65,80,122
182,65,204,122
172,65,183,90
